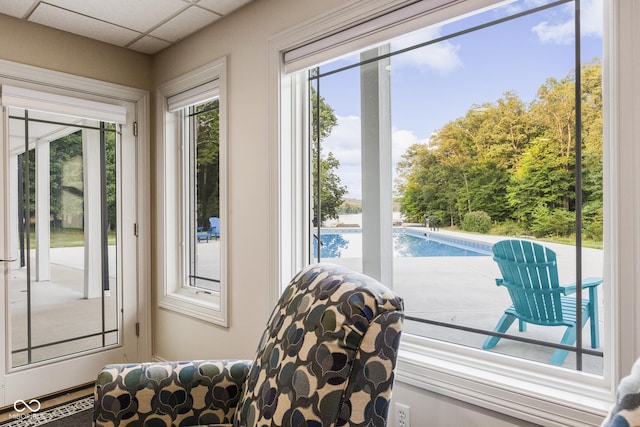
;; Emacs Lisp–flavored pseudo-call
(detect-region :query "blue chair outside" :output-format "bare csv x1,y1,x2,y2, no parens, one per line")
208,217,220,239
482,239,602,365
196,225,209,242
196,217,220,242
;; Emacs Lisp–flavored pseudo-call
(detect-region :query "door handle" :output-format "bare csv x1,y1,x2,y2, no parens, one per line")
0,259,17,262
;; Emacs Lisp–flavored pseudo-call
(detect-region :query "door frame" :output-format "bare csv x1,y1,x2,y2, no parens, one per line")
0,59,150,406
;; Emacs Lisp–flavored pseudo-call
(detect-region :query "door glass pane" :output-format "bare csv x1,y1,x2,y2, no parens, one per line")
8,108,119,367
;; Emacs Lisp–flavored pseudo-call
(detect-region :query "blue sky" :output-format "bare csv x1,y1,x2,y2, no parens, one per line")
316,0,603,199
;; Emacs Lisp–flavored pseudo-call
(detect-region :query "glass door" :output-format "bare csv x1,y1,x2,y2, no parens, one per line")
0,93,142,405
7,108,120,368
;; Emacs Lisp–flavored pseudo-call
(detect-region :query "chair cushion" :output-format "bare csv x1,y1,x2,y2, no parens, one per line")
235,263,404,426
94,360,250,426
602,358,640,426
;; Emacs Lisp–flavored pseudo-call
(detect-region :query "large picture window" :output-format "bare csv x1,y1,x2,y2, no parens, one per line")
276,0,617,424
307,0,603,372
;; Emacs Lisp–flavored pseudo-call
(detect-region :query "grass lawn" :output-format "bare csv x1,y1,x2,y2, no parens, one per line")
28,228,116,248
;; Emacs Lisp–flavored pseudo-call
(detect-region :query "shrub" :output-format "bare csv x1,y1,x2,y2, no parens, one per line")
531,205,574,237
583,203,603,242
461,211,492,234
490,220,525,236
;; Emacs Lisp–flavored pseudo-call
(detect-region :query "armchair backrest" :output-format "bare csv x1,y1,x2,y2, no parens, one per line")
235,263,404,426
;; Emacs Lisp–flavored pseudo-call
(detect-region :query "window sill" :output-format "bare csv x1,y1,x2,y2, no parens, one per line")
158,289,227,326
397,335,612,427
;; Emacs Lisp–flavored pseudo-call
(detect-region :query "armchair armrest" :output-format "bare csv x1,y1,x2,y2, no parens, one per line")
93,359,251,427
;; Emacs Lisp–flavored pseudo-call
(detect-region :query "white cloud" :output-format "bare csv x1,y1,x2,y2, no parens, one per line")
532,19,575,45
322,115,428,198
392,128,428,167
581,0,604,38
531,0,602,45
390,26,463,74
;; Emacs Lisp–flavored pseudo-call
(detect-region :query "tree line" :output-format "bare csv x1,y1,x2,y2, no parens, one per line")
396,60,603,241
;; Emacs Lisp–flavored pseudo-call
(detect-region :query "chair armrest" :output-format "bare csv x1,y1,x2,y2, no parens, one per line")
562,276,603,295
93,359,251,427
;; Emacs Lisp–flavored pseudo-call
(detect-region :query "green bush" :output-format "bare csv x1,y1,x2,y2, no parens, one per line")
531,205,574,238
490,220,525,236
461,211,492,234
583,203,603,242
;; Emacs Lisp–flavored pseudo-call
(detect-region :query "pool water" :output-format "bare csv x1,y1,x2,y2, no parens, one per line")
312,230,491,258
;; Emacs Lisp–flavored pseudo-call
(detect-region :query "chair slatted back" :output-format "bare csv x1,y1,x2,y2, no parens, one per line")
492,240,567,325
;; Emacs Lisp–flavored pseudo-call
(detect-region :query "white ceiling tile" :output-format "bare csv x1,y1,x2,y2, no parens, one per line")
29,3,141,46
196,0,252,15
43,0,187,32
128,36,172,55
0,0,39,18
150,6,219,43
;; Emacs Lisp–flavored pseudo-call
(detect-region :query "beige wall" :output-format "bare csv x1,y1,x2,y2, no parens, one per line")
150,1,540,426
0,14,151,90
150,0,345,361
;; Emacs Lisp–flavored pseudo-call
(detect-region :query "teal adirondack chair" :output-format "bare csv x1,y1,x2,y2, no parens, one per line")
483,239,602,365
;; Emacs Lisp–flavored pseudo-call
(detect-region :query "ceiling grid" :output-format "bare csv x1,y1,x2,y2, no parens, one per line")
0,0,253,55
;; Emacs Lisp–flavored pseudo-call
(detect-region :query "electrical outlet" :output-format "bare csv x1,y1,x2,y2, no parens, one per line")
395,402,411,427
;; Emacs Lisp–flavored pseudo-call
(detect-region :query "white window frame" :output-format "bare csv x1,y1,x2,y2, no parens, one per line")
269,1,640,425
156,58,228,326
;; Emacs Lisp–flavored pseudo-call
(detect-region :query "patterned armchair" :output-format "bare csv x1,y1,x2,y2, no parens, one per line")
93,263,404,426
601,357,640,427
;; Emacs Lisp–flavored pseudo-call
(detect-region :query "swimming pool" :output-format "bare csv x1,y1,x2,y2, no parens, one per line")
312,229,492,258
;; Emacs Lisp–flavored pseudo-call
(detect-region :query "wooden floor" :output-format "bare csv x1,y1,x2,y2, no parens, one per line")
0,383,93,423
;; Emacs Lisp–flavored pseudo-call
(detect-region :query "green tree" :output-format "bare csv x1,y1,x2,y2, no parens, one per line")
580,60,604,240
397,61,602,238
194,100,220,229
311,80,346,226
399,92,532,226
396,143,458,225
506,137,574,227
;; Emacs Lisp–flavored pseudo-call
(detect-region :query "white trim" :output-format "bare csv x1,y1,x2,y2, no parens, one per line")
156,58,228,327
281,0,506,74
604,0,640,378
398,336,610,426
0,59,146,103
284,0,457,72
167,79,220,112
269,0,631,425
0,85,127,124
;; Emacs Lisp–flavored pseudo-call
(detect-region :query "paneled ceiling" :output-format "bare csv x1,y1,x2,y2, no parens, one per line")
0,0,253,55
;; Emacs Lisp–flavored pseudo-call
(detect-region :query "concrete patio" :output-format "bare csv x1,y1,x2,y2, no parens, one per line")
321,226,605,374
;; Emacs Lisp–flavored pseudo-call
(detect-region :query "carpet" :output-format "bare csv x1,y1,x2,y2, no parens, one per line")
0,396,93,426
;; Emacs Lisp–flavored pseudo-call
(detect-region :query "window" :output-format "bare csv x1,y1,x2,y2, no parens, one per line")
308,0,604,370
157,59,227,326
183,99,221,292
273,0,623,424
